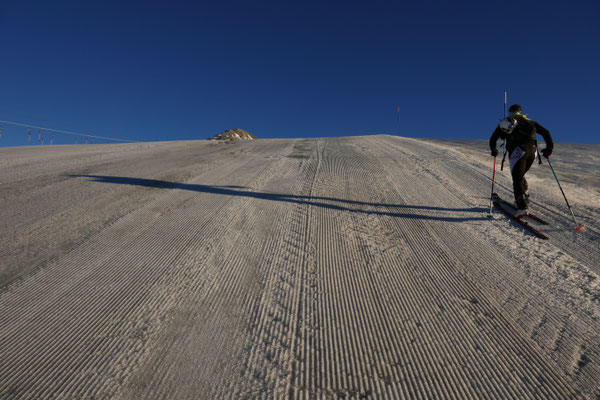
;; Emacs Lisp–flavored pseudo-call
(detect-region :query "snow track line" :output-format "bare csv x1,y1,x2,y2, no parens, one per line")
408,137,599,271
113,143,296,396
352,138,580,396
378,136,598,310
4,196,231,395
368,136,599,397
250,136,578,398
115,140,302,398
0,141,294,398
0,141,269,290
360,140,510,394
384,141,572,396
1,136,597,398
219,140,324,398
0,142,277,315
288,139,322,398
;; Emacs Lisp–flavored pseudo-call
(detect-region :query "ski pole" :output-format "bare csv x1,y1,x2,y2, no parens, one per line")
488,156,497,217
546,157,585,231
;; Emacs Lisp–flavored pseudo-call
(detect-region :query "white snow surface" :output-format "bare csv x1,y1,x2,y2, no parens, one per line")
0,135,599,399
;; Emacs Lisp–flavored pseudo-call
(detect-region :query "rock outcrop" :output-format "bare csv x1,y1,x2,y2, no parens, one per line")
209,129,257,141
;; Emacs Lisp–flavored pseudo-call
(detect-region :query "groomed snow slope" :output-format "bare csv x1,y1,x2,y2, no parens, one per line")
0,135,599,399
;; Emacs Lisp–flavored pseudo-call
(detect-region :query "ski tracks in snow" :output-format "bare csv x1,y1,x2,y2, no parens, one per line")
372,136,599,397
0,136,598,399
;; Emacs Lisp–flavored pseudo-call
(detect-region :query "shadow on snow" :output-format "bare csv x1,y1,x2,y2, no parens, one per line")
69,175,489,223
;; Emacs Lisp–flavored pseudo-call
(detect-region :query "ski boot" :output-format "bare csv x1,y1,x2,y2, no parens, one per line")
515,194,529,218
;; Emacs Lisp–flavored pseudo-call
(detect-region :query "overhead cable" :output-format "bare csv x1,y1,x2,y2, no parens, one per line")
0,119,140,143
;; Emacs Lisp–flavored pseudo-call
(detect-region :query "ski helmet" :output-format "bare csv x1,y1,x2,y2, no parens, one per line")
508,104,522,117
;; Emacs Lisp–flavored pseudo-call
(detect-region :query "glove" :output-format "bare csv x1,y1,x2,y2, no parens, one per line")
541,148,553,158
491,148,498,157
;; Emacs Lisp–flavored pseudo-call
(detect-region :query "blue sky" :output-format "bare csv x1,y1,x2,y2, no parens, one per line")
1,1,598,146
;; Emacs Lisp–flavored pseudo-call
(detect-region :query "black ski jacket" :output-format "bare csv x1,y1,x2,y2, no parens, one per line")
490,117,553,154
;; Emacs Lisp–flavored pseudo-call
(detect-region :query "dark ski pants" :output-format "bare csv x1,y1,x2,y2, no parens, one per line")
510,144,536,203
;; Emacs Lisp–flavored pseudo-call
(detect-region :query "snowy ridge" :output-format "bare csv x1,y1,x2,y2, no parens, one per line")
0,136,598,398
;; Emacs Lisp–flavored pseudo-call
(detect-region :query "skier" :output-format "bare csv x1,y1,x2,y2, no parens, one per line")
489,104,554,216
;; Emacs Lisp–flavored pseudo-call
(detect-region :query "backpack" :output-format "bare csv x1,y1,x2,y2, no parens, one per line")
510,116,536,144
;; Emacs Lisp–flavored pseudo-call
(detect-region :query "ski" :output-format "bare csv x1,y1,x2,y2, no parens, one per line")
491,193,548,225
492,197,549,240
